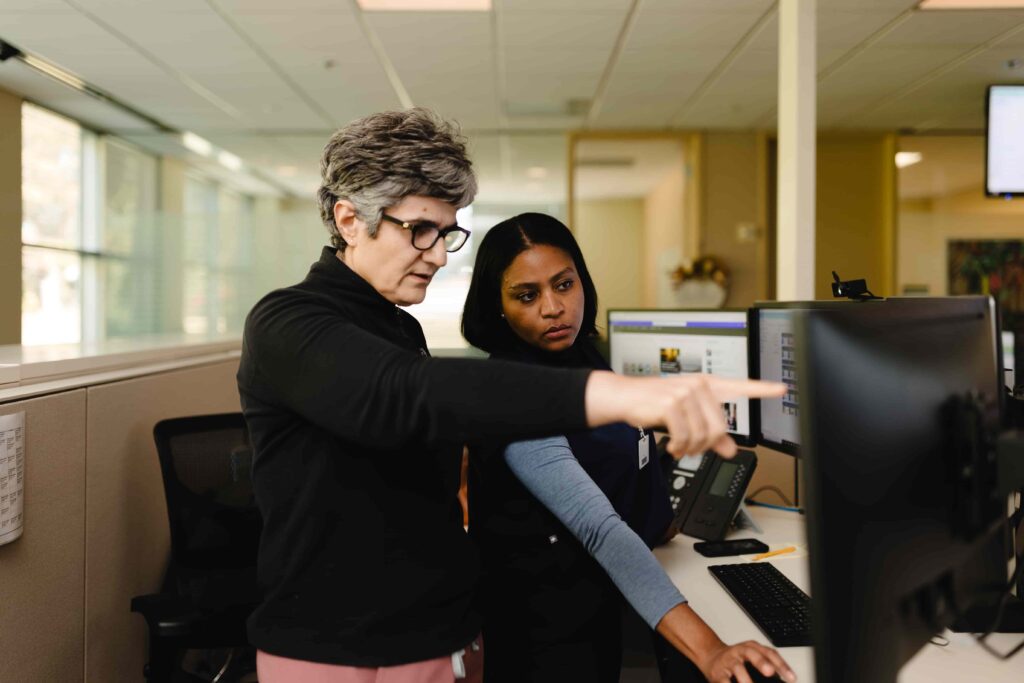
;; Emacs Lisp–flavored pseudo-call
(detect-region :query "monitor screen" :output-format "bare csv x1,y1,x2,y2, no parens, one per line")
986,85,1024,196
1003,330,1016,389
755,308,801,453
607,309,753,444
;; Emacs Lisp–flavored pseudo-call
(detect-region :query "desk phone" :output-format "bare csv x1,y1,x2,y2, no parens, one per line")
667,450,757,541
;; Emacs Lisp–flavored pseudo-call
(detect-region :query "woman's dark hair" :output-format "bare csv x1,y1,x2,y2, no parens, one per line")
462,213,599,354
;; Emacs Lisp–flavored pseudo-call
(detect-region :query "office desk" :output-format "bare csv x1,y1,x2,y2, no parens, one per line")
654,507,1023,681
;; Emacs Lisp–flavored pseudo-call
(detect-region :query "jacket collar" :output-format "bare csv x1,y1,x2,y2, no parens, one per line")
306,246,397,312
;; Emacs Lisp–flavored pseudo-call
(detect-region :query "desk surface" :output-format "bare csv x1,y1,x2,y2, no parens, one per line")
654,507,1023,682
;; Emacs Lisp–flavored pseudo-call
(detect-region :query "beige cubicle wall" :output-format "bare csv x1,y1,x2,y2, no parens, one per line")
0,389,87,683
0,355,241,683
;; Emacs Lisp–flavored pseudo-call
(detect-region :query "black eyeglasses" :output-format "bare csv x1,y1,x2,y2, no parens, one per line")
380,213,471,253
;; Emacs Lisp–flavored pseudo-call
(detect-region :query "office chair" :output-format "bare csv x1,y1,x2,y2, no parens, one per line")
131,413,262,683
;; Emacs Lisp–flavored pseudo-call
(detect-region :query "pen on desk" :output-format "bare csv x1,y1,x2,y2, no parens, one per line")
751,545,796,561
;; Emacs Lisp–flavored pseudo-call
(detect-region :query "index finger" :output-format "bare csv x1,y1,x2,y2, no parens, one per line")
708,377,787,401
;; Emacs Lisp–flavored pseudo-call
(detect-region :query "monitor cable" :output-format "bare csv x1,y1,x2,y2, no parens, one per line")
973,516,1024,661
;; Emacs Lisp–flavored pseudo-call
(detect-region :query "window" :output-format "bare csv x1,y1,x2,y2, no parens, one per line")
183,175,256,335
22,103,163,345
21,103,88,345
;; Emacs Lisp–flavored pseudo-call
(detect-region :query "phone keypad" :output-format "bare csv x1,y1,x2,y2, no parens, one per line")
726,464,748,499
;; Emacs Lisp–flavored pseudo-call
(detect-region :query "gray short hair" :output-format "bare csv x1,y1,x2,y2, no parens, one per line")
317,108,478,250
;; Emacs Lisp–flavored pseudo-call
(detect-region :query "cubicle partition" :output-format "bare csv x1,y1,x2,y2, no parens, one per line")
0,340,242,683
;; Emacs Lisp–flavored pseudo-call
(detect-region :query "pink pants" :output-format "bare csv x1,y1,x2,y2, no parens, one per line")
256,636,483,683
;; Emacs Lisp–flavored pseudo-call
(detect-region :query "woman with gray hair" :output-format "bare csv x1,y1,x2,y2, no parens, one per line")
237,108,785,683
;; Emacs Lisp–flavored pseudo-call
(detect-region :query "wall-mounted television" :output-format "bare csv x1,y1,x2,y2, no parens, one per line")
986,85,1024,197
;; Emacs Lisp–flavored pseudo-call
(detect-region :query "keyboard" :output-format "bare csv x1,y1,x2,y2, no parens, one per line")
708,562,813,647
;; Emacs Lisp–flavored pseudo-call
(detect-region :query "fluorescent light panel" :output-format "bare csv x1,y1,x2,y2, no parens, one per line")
218,151,243,171
919,1,1024,9
357,0,491,10
21,54,87,91
182,132,213,157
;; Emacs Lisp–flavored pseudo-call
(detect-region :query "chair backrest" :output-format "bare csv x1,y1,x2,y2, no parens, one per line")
153,413,261,583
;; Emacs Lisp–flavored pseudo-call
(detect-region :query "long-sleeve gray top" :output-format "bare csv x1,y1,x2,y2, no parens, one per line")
504,436,687,629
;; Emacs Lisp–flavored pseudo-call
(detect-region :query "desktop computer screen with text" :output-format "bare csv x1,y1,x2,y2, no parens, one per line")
608,309,752,442
756,308,800,452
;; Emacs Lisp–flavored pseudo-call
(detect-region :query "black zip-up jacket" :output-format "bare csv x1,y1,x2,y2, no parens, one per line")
237,247,592,666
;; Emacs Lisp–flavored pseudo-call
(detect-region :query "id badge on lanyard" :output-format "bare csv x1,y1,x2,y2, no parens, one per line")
638,427,650,470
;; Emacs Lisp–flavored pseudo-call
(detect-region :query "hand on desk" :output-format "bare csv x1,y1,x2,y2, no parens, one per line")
705,643,791,683
656,603,796,683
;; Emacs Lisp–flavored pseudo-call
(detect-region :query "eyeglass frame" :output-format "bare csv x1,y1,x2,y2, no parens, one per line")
379,213,471,253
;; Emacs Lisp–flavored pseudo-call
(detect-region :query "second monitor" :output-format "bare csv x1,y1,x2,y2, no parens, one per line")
607,309,754,445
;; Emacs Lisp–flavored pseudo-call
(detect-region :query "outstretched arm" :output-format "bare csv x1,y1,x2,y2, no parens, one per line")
503,436,796,683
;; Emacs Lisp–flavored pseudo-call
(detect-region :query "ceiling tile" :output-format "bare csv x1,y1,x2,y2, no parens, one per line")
817,46,969,123
641,0,774,14
627,10,770,50
875,10,1024,48
501,11,625,52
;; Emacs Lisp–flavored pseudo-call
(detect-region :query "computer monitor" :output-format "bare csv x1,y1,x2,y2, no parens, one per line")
751,301,854,455
1004,330,1016,389
607,309,754,446
797,296,1010,683
986,85,1024,197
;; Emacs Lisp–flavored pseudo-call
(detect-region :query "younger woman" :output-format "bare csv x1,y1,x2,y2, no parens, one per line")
462,213,794,683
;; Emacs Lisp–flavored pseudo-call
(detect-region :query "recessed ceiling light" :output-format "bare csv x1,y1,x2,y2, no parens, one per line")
218,151,243,171
357,0,491,10
895,152,923,169
918,1,1024,9
526,166,548,180
182,132,213,157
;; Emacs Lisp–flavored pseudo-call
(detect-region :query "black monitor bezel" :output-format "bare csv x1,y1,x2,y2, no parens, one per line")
984,84,1024,198
606,307,757,447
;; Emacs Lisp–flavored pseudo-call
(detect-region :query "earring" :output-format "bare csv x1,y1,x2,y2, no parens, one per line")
500,313,505,319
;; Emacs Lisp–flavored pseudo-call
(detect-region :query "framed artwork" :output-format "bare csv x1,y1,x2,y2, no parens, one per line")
948,239,1024,329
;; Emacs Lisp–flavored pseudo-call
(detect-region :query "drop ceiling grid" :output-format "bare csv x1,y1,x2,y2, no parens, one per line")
817,46,973,117
0,61,153,132
595,4,771,129
227,11,400,127
625,9,769,50
498,9,625,109
499,0,629,13
214,0,357,14
0,11,253,130
77,8,305,118
0,0,69,11
675,76,778,129
642,0,775,14
872,10,1024,48
594,49,729,127
365,11,501,126
833,20,1024,129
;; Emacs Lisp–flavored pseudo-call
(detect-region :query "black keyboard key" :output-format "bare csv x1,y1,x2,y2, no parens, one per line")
708,562,813,647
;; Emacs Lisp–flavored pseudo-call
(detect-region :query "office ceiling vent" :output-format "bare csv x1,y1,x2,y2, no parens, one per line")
505,98,591,118
574,158,635,169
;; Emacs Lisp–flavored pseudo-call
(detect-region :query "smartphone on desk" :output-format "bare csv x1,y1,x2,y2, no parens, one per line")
694,538,769,557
